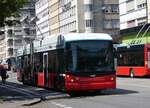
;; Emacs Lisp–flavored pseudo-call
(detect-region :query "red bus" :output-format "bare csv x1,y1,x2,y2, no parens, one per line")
16,33,116,94
116,44,150,77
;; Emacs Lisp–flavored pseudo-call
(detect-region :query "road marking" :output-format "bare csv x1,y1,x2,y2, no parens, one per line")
119,83,150,89
51,101,72,108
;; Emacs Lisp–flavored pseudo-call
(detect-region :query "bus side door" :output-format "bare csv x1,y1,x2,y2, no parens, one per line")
43,53,49,88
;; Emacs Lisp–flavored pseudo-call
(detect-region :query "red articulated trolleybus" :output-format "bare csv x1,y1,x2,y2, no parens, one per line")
116,44,150,77
16,33,116,94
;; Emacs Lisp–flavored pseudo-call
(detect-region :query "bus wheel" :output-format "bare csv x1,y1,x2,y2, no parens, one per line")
130,69,134,78
69,92,78,97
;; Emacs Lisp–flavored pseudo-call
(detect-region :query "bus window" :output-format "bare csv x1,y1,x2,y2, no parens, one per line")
117,48,144,66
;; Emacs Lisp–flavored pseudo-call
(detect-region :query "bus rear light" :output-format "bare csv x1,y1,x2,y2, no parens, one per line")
66,75,70,78
110,77,115,81
71,79,74,82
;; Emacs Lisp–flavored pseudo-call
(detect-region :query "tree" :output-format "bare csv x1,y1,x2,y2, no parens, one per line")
0,0,27,26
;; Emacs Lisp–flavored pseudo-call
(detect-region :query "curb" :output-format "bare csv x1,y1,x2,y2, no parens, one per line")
22,94,69,106
22,98,41,106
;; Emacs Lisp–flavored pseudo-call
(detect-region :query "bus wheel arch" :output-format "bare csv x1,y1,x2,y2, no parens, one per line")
129,68,134,78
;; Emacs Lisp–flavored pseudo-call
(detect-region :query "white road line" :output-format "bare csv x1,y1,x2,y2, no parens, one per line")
119,83,150,89
51,101,72,108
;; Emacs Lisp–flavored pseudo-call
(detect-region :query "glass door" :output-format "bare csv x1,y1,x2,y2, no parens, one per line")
43,53,49,88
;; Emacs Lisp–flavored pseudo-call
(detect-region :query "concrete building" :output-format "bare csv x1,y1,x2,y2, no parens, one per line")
3,0,36,59
119,0,150,44
36,0,50,39
36,0,120,41
0,30,6,60
120,0,150,30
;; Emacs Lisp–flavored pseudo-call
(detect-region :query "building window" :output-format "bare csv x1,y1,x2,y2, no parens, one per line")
127,20,135,28
84,4,93,12
102,4,119,13
137,3,146,9
126,0,135,12
137,17,147,26
85,19,94,27
104,19,119,29
112,19,120,29
138,22,146,26
111,5,119,13
104,20,112,29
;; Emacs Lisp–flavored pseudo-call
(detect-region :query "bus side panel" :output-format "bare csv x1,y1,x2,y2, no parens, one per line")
48,73,55,89
146,69,150,75
117,66,147,77
117,67,130,76
145,44,150,76
65,74,116,91
37,72,44,87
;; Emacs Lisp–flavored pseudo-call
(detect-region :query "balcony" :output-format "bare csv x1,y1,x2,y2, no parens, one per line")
13,45,22,50
6,46,13,50
22,24,30,29
14,32,22,36
0,34,5,40
14,26,22,31
6,35,13,40
23,35,35,40
5,26,13,31
6,17,20,21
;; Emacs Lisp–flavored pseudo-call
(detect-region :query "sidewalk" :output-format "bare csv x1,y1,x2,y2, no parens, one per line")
0,71,69,107
0,83,69,107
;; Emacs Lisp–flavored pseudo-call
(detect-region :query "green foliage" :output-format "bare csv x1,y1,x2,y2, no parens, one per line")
0,0,27,26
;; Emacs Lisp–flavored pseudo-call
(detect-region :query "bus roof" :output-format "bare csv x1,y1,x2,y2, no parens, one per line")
17,33,112,56
117,43,145,48
63,33,112,41
44,33,112,41
117,44,144,51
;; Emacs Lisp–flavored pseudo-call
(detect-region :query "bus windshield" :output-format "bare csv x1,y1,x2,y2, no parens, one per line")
66,40,114,73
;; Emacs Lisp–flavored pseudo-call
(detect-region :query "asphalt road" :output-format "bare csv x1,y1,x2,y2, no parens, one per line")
1,71,150,108
28,77,150,108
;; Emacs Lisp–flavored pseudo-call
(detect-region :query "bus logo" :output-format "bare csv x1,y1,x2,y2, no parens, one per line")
90,74,96,77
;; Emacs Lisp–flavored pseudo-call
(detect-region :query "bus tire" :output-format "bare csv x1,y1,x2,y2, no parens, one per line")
129,69,134,78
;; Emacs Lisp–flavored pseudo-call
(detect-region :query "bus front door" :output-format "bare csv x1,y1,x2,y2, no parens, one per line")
43,53,49,88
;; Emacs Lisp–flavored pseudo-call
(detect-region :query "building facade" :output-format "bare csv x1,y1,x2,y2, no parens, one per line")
3,0,36,59
119,0,150,44
0,30,6,60
36,0,120,41
36,0,50,39
120,0,149,30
